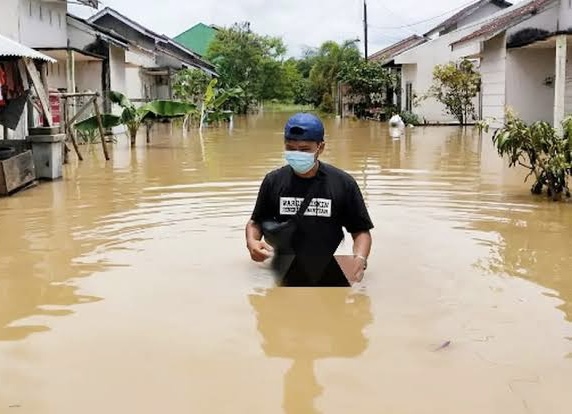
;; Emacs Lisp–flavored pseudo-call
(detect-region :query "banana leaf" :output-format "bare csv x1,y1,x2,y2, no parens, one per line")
109,91,133,109
74,114,122,132
138,100,196,120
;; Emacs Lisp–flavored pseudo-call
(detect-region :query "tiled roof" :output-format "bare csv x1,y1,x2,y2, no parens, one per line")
369,35,427,63
425,0,512,36
452,0,556,46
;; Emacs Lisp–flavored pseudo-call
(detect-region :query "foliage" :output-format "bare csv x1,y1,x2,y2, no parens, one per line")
206,21,289,113
199,78,243,127
172,68,211,105
428,59,481,125
289,77,310,106
490,108,572,201
339,59,398,110
319,92,334,113
400,111,421,126
307,39,361,110
75,91,196,146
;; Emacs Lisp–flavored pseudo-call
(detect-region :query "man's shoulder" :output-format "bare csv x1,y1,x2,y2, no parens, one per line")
320,162,358,185
260,165,291,185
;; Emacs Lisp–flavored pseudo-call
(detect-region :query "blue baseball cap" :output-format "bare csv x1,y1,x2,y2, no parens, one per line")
284,113,325,142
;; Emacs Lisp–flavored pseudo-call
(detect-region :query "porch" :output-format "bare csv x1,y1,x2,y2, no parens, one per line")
505,34,572,132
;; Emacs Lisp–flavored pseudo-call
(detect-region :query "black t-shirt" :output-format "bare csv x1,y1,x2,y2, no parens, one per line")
250,162,374,258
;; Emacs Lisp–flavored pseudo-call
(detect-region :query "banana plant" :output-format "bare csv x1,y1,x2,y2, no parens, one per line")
75,91,197,146
199,79,243,130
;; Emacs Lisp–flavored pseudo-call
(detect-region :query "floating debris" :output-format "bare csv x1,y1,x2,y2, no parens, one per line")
434,341,452,352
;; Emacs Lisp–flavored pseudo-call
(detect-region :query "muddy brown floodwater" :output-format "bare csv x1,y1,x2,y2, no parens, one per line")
1,112,572,413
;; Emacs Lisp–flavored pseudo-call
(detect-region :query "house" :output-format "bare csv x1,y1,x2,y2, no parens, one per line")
34,13,131,119
0,33,56,140
87,7,218,103
0,0,100,139
451,0,570,131
174,23,220,58
369,35,427,67
368,35,427,112
372,0,512,123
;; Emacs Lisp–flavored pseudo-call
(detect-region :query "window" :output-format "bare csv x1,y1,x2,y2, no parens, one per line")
39,5,43,21
58,13,62,28
49,10,53,25
405,82,413,112
29,0,33,17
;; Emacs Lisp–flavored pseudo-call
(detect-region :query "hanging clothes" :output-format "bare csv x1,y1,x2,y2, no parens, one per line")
0,64,7,107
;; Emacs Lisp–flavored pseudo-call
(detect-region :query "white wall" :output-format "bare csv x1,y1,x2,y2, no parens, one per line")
46,60,67,90
563,46,572,115
67,19,98,51
126,49,156,68
558,0,572,29
395,26,484,123
480,33,507,127
125,67,157,100
1,0,20,40
109,46,126,95
506,47,555,124
401,64,417,111
76,61,102,93
19,0,67,47
506,4,559,38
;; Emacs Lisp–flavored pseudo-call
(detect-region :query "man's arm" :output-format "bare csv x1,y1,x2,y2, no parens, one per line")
342,179,374,283
246,219,263,244
246,175,274,262
245,220,273,262
352,230,372,260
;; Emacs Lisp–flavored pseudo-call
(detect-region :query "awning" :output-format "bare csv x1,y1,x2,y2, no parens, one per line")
0,33,56,63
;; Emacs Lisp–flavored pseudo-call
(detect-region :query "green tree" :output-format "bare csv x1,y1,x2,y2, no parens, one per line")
172,68,211,105
427,59,481,125
339,59,397,108
205,21,288,113
307,40,361,111
487,108,572,200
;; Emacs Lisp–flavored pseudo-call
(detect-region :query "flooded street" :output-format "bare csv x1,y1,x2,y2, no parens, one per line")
1,112,572,413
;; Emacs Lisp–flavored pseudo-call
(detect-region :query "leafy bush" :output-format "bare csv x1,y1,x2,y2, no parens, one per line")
490,109,572,201
400,111,421,126
428,59,481,125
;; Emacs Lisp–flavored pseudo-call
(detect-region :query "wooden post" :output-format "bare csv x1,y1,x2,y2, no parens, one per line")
63,96,83,162
17,60,35,132
93,96,110,161
23,58,53,127
62,98,69,164
554,35,567,136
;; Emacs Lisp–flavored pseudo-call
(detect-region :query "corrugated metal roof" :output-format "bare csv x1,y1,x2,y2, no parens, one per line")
0,33,56,62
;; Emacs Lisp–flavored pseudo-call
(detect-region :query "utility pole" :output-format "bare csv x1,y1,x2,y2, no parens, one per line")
363,0,368,61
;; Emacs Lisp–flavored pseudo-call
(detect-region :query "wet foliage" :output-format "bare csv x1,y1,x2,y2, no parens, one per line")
490,109,572,201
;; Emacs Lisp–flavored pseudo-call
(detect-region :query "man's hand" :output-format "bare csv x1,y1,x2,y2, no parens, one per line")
247,239,274,262
245,220,272,262
335,255,367,285
347,255,366,284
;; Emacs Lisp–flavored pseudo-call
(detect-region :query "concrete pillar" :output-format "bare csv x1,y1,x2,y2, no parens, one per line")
27,131,64,180
554,35,567,135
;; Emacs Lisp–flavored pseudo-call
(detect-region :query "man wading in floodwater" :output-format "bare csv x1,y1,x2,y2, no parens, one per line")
245,113,374,287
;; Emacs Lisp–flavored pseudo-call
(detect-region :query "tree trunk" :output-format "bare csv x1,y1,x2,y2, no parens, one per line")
130,131,136,147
